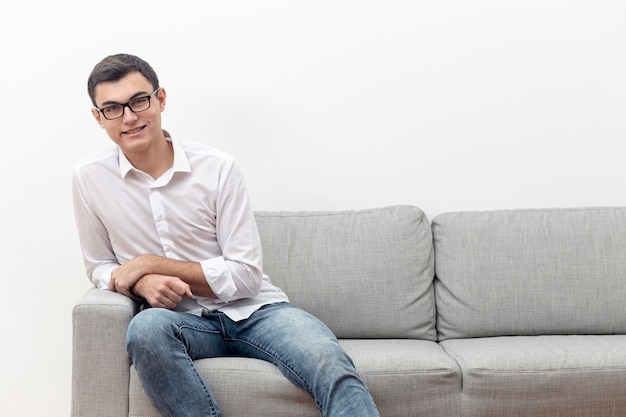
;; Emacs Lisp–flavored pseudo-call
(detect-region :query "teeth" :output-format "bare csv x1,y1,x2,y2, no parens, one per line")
126,127,142,134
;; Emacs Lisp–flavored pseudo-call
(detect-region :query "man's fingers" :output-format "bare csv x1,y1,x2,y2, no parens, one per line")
109,276,141,301
170,280,193,299
155,294,177,309
135,275,193,309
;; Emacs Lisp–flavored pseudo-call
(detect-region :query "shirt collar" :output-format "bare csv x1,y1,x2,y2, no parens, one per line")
118,133,191,178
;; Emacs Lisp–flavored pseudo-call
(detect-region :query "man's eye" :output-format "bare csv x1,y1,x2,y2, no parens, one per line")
103,104,122,115
131,97,149,106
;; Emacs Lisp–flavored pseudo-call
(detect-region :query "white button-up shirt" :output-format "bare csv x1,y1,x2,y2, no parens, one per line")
72,136,288,320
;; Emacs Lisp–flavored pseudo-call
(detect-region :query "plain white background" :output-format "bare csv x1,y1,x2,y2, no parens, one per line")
1,1,625,415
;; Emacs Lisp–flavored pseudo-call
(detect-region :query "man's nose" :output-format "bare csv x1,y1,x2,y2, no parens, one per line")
122,104,139,122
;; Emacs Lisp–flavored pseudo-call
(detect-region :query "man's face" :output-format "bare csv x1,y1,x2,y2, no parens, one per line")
91,71,166,156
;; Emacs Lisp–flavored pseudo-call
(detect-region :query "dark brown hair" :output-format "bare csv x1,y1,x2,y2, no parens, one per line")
87,53,160,106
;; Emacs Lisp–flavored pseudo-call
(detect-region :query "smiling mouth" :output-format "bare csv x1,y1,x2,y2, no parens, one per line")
124,126,145,135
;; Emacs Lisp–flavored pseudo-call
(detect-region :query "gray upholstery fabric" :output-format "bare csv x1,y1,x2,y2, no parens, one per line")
255,205,436,339
341,339,461,417
72,205,626,417
130,339,461,417
440,335,626,416
72,289,138,417
432,207,626,340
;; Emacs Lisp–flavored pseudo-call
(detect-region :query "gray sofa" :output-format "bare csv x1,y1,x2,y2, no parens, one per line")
72,205,626,417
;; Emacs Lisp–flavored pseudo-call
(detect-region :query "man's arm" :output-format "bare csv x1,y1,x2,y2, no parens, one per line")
109,254,217,299
72,168,122,289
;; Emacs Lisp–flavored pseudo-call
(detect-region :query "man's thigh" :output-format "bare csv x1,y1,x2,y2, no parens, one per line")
224,302,346,369
129,308,229,360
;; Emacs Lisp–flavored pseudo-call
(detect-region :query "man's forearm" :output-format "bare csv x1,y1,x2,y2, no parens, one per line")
129,254,216,298
109,255,216,298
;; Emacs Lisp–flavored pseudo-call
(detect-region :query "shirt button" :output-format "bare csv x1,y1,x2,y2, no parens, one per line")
164,246,172,252
156,215,164,222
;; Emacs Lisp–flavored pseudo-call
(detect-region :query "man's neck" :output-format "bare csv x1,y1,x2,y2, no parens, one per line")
125,135,174,180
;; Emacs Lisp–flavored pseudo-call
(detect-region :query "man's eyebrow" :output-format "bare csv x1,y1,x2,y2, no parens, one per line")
100,91,151,106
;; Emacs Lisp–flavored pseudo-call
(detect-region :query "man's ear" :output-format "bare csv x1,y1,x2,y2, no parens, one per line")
91,108,105,128
157,87,167,112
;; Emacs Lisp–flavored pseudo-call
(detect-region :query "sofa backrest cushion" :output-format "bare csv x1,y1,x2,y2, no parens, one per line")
255,205,436,340
432,207,626,340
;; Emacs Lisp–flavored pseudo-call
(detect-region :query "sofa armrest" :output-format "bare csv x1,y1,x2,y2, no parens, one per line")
72,288,139,417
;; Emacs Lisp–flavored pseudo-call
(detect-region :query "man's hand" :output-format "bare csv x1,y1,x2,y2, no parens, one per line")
109,254,215,300
132,274,193,309
109,255,152,299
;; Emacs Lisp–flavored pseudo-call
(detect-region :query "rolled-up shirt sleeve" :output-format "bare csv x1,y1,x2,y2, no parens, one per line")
201,159,265,302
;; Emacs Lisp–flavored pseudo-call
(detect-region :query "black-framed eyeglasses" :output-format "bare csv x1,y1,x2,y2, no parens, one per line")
95,88,160,120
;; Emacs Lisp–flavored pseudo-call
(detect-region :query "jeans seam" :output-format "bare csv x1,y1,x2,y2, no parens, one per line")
176,324,221,417
214,313,308,385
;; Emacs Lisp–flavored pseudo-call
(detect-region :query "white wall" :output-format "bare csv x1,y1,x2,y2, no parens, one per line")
1,1,625,415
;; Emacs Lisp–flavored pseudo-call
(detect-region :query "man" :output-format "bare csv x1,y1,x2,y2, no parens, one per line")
72,53,380,417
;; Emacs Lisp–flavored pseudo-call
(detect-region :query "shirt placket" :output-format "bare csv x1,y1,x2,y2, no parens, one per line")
149,186,175,257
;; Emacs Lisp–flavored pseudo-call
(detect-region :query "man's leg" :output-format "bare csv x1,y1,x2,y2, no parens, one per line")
126,308,228,417
223,302,380,417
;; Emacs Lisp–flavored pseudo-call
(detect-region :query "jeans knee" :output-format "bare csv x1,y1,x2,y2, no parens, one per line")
126,309,178,358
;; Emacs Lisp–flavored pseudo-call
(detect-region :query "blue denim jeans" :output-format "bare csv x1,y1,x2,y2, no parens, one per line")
126,302,380,417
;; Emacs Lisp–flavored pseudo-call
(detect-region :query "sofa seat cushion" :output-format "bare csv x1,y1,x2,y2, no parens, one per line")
342,339,461,417
255,205,436,339
129,339,461,417
440,335,626,417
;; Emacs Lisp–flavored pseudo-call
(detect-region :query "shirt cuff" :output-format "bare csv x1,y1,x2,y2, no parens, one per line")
92,265,117,290
200,256,237,302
